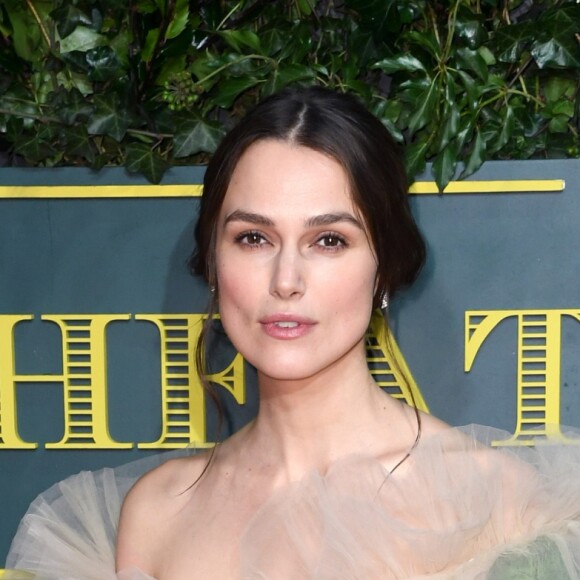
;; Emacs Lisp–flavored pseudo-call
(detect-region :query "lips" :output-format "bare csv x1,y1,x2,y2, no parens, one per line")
259,313,317,339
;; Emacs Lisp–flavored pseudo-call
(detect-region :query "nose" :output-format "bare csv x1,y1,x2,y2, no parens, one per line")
269,245,305,300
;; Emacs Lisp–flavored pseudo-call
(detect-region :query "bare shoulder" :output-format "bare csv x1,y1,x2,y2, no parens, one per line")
415,409,453,438
416,413,536,484
115,451,211,572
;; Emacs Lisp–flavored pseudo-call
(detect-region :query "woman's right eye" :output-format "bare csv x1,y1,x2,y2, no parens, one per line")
235,231,268,247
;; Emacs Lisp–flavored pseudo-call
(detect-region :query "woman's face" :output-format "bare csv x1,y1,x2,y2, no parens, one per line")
214,139,378,382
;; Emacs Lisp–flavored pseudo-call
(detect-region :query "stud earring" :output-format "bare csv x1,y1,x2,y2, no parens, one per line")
209,285,216,293
381,293,389,310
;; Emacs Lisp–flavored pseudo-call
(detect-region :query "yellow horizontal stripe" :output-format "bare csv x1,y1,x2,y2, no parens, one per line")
0,184,203,198
409,179,565,194
0,179,565,198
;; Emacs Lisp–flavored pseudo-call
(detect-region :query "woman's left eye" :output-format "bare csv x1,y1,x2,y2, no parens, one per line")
315,233,347,250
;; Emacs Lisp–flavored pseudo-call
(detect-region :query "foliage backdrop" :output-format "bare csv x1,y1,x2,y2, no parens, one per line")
0,0,579,188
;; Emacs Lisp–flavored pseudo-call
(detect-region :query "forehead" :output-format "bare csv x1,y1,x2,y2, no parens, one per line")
220,140,356,217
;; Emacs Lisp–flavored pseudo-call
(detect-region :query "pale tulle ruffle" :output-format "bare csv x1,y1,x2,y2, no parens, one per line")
7,425,580,579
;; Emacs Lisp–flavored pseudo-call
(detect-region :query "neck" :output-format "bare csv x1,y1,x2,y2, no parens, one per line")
247,348,406,479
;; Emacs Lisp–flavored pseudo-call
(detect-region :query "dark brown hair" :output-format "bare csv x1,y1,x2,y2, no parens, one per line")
192,85,425,302
190,85,426,445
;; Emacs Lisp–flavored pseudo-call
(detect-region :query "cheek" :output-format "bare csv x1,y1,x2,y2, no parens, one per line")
329,262,377,316
216,252,243,300
215,257,254,331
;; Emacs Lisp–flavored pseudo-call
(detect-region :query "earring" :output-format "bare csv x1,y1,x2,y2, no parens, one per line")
209,285,215,293
381,292,389,310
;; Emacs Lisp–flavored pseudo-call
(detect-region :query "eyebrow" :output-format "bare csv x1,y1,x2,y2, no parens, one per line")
305,212,363,229
224,210,274,227
224,210,363,230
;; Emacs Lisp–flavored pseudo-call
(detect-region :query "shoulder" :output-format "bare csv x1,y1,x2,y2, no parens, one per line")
408,420,538,502
404,413,535,487
115,451,211,572
415,409,452,437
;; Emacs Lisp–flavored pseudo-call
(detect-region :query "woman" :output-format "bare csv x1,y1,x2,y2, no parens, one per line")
7,87,580,578
116,85,447,577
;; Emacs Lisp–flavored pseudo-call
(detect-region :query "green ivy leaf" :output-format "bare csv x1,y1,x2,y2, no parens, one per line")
345,0,401,37
349,31,379,66
55,69,93,96
59,126,96,162
263,64,315,95
437,103,460,151
87,94,129,141
372,54,426,74
173,120,224,158
548,115,570,133
456,70,478,110
544,77,576,103
455,114,476,152
213,78,261,108
142,29,160,63
405,138,429,179
59,26,106,54
14,134,55,162
455,47,488,82
50,5,95,39
532,38,580,69
477,46,495,66
4,116,24,143
296,0,314,17
165,0,189,40
0,90,39,131
493,22,532,63
134,0,158,14
397,78,428,104
372,99,404,141
432,77,459,152
278,22,312,62
532,6,580,69
86,46,120,81
110,29,131,67
125,143,169,184
155,55,187,86
404,30,442,59
3,1,47,62
552,100,575,117
432,139,460,193
407,79,438,135
49,87,93,125
454,9,487,49
398,1,422,24
520,110,545,138
260,28,286,56
460,129,486,179
490,105,515,154
219,30,261,53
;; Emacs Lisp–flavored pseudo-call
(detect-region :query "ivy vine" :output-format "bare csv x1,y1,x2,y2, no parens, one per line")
0,0,579,189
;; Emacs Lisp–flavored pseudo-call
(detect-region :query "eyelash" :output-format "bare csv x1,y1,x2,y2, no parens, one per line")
234,230,268,247
315,232,348,251
234,230,348,252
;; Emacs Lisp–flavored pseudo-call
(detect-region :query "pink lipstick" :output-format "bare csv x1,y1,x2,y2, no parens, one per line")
259,313,317,339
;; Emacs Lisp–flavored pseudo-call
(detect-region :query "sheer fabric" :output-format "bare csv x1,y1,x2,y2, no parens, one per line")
6,426,580,579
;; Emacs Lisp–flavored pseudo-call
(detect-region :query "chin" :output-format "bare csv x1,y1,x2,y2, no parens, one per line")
246,350,350,384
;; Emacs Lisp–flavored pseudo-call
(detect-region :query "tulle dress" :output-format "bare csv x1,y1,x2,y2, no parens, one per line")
6,425,580,579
